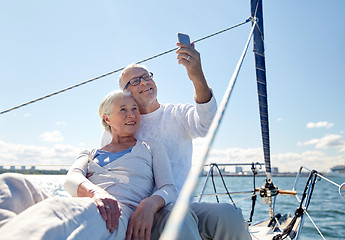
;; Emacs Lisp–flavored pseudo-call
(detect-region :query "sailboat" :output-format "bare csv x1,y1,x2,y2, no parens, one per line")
159,1,345,239
1,0,344,239
330,165,345,175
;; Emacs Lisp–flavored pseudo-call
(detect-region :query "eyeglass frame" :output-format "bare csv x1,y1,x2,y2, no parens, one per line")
124,72,154,89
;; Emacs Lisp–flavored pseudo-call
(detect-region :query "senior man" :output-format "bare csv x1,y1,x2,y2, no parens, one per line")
101,42,251,240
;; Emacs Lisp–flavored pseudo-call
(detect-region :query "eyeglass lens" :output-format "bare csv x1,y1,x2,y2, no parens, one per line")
125,72,153,89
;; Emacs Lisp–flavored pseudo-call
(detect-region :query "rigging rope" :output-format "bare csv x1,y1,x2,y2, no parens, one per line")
0,19,251,116
159,18,257,240
210,163,236,206
273,170,318,240
248,162,258,224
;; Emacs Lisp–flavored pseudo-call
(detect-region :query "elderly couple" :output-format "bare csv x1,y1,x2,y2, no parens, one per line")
0,42,251,239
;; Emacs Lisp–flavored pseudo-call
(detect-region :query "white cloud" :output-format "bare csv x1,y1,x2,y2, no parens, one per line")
56,121,67,126
298,134,345,149
271,150,341,172
339,145,345,153
306,121,334,129
0,140,82,167
192,139,344,173
39,130,64,143
0,137,343,174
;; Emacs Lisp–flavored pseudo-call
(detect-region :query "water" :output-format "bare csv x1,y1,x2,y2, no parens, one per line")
26,175,345,240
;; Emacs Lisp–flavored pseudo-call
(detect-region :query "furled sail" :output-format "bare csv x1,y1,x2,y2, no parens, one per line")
250,0,272,179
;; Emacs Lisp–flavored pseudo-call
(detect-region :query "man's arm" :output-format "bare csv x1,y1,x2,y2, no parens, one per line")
126,141,177,240
125,195,165,240
176,42,212,104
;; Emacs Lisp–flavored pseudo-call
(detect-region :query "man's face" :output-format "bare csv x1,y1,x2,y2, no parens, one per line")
122,67,158,107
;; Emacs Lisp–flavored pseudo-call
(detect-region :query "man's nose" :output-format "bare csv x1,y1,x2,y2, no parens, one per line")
139,77,149,86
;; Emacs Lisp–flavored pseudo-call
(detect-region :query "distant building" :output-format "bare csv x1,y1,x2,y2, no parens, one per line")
0,166,3,170
272,167,279,174
236,166,243,173
31,166,36,170
21,166,26,170
10,166,15,170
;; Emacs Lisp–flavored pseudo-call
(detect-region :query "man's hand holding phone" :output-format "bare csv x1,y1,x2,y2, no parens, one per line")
176,32,212,103
176,32,194,63
177,33,191,46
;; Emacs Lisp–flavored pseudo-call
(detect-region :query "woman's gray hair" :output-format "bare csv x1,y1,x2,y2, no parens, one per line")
98,90,133,133
118,63,149,89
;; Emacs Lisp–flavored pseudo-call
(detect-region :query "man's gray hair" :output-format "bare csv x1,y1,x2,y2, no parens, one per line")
118,63,149,89
98,90,133,133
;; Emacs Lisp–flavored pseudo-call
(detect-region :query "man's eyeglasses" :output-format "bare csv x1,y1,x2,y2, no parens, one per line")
124,72,153,89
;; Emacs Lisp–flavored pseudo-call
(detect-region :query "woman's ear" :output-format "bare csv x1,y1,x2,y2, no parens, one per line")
103,114,111,126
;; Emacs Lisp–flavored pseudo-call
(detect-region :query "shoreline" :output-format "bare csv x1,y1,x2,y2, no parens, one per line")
0,169,68,175
0,169,331,177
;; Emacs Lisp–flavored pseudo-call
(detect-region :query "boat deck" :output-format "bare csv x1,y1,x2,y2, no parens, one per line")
249,217,300,240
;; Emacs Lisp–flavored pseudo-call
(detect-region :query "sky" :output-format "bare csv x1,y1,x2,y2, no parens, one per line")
1,1,345,174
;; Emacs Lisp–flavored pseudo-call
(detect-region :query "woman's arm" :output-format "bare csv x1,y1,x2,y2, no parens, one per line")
78,181,122,233
64,150,91,197
64,150,121,233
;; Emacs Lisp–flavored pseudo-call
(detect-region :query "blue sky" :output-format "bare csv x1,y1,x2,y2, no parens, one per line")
1,1,344,173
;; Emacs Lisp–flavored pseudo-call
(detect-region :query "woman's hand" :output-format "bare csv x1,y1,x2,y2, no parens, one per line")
92,189,122,233
78,181,121,233
125,196,165,240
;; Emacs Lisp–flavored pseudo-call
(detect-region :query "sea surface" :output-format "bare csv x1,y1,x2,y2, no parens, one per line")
26,174,345,240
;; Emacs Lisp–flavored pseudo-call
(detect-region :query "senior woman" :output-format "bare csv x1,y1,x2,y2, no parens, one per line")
0,90,179,240
65,89,180,240
64,90,178,239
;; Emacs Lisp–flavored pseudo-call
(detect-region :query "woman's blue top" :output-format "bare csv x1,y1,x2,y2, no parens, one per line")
93,147,133,167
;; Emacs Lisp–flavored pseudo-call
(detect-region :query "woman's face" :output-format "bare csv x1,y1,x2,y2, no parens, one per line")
105,95,140,137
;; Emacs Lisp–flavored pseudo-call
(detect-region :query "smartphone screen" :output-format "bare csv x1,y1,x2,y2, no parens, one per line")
177,33,191,45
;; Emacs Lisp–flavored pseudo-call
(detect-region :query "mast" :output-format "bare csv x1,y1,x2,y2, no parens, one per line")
250,0,272,182
250,0,277,219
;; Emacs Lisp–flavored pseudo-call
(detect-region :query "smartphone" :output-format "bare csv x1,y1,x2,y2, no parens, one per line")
177,33,191,45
